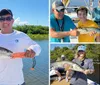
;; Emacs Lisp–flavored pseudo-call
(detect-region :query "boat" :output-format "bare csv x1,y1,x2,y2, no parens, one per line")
64,0,93,22
50,69,99,85
50,0,99,43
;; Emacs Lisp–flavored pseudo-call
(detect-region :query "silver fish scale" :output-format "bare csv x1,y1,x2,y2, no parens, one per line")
0,47,12,59
51,61,85,72
77,28,100,34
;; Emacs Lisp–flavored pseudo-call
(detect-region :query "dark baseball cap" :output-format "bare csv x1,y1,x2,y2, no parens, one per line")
0,9,13,17
52,0,65,11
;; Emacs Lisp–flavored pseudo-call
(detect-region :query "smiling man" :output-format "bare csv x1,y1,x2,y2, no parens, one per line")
50,0,79,42
0,9,41,85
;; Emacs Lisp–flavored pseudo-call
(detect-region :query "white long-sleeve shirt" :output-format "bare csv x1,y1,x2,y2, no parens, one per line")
0,30,41,85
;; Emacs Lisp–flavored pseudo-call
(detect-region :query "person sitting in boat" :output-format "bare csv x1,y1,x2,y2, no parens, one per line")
54,54,66,81
61,54,65,60
76,6,100,42
50,0,79,42
92,0,100,26
67,45,94,85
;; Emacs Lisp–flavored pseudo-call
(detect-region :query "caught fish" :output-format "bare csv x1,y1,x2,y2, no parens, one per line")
0,47,25,59
51,60,85,72
77,28,100,34
0,47,36,70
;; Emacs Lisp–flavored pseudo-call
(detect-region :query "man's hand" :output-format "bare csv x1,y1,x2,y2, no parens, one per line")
89,31,96,36
69,29,80,36
82,69,94,75
95,34,100,42
83,69,90,75
25,49,36,58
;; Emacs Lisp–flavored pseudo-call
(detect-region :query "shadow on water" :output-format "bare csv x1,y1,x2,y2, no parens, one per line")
23,40,49,85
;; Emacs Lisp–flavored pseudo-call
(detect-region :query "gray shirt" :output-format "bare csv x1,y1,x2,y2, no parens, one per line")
70,58,94,85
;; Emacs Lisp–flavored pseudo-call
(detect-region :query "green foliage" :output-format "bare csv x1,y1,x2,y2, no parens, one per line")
51,44,100,62
13,25,48,40
50,46,74,62
28,34,48,40
86,44,100,61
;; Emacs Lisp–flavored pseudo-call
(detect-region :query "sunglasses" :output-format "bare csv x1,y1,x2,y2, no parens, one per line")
56,9,65,12
0,16,13,21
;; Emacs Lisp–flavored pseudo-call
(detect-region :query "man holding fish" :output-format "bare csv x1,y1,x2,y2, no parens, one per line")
0,9,41,85
50,0,79,42
51,45,94,85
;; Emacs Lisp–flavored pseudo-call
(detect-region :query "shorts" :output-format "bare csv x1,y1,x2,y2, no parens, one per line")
55,67,65,73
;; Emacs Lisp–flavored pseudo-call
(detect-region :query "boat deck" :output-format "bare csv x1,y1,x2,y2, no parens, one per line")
51,79,70,85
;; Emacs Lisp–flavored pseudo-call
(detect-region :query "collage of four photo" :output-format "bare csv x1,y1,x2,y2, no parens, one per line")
0,0,100,85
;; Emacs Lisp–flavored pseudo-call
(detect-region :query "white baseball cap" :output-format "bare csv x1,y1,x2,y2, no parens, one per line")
61,54,65,58
52,0,65,11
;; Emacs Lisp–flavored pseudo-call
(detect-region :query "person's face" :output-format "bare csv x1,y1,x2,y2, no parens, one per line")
78,50,85,59
53,8,64,19
77,10,87,21
0,14,14,32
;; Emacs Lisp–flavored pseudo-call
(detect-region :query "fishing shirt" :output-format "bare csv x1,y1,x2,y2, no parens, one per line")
50,14,76,42
0,30,41,85
77,19,99,42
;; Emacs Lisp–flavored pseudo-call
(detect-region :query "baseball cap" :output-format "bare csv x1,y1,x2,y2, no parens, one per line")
52,0,65,11
61,54,65,58
0,9,13,17
77,45,86,51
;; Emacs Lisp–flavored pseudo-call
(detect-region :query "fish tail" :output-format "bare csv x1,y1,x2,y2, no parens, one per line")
30,58,36,71
30,67,35,70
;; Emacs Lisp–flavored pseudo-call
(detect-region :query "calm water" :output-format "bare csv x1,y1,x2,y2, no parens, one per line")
23,40,49,85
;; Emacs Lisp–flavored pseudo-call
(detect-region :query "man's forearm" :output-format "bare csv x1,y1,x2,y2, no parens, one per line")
50,29,78,38
50,31,70,38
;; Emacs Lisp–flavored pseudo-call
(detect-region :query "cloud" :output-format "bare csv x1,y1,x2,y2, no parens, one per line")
14,17,29,26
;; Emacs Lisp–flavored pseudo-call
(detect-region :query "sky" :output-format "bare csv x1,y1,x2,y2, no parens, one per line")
50,0,98,13
50,44,76,50
0,0,48,26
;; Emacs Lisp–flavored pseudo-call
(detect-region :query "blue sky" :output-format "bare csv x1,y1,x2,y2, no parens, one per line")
50,44,76,50
0,0,48,26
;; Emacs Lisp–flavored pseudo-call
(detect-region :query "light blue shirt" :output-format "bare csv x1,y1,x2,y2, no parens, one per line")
50,14,76,42
93,7,100,21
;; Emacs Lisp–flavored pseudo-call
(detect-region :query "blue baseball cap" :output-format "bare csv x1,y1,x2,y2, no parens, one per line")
77,45,86,51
